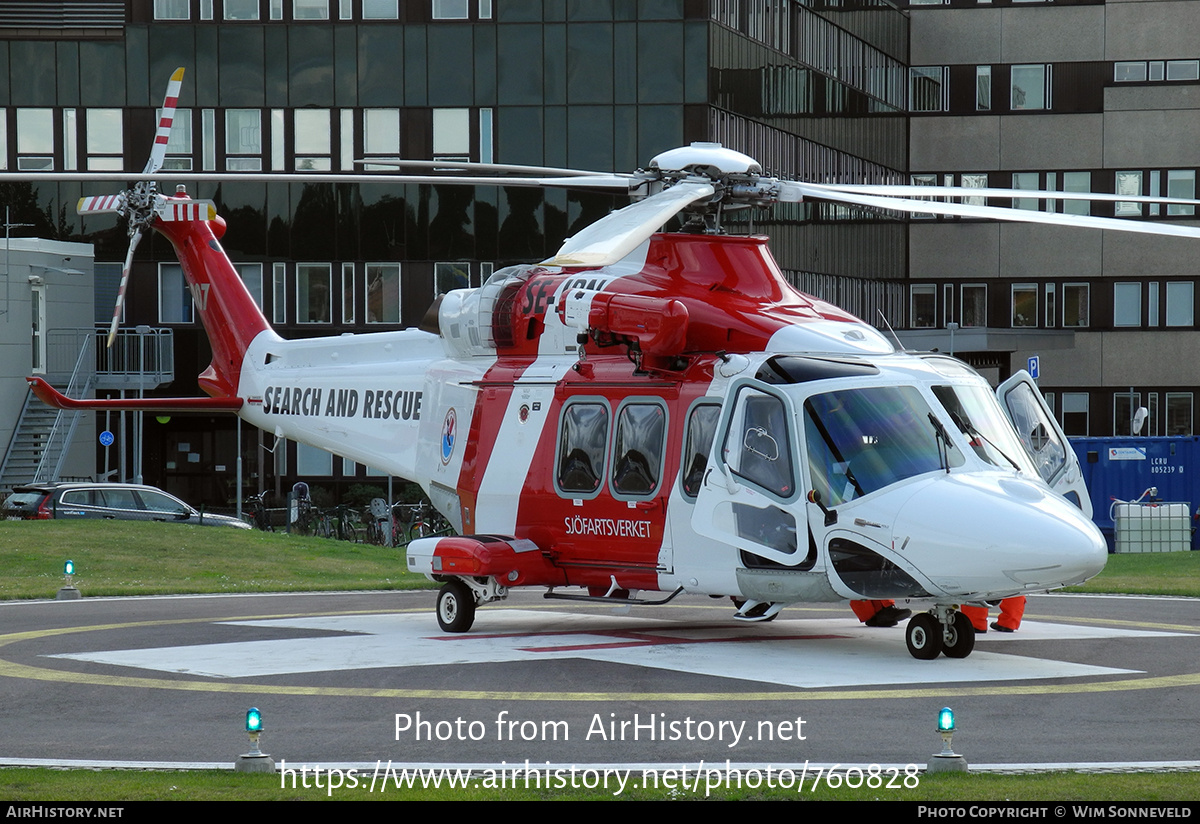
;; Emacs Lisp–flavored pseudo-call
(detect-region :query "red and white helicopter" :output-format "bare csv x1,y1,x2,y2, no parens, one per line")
25,70,1200,659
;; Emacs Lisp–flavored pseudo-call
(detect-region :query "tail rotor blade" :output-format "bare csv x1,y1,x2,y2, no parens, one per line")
107,228,143,348
144,67,185,176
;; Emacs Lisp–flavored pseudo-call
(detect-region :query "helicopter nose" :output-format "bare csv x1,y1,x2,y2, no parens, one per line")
892,473,1107,596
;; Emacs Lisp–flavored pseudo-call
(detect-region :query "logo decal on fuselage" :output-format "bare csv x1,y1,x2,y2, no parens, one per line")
441,407,457,464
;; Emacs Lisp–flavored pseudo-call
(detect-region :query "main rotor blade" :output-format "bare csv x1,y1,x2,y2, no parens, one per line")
546,181,716,267
144,67,185,176
832,182,1200,207
0,172,637,190
358,158,627,178
107,228,142,348
786,181,1200,239
78,193,125,215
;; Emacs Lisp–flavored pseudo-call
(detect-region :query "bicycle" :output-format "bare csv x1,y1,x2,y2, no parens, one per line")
244,491,274,531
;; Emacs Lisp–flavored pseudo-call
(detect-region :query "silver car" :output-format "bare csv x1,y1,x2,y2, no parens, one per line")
2,483,250,529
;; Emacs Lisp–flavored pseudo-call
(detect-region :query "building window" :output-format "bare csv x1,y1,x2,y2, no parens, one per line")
154,0,189,19
1113,282,1141,327
432,109,470,161
1063,283,1089,327
435,261,470,294
1149,282,1160,326
17,109,54,171
1012,172,1040,211
1148,392,1160,436
297,263,331,323
159,264,194,324
295,109,332,171
1167,60,1200,82
1011,64,1050,110
1115,171,1142,216
362,109,400,168
341,262,355,323
1114,392,1141,436
976,66,991,111
225,0,259,19
1012,284,1037,327
86,109,123,171
961,284,986,328
294,0,329,19
238,263,263,309
1057,171,1091,216
226,109,262,171
1166,282,1194,327
1167,393,1193,436
1167,170,1196,215
1115,62,1147,83
910,284,935,328
366,263,401,323
909,67,948,112
272,262,286,324
363,0,398,17
297,443,333,475
160,108,193,171
432,0,469,19
1062,392,1089,436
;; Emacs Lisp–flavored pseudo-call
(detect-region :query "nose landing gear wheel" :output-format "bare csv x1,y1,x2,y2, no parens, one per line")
942,611,976,659
905,613,943,660
436,579,476,633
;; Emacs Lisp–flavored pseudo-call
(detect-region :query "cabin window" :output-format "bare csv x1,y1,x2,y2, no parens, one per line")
557,402,609,496
681,403,721,498
610,402,666,498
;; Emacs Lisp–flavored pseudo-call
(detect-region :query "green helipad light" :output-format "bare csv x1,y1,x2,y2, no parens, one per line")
246,707,263,733
937,706,955,733
63,560,74,576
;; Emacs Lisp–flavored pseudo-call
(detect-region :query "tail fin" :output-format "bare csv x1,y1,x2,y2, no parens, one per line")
152,193,277,398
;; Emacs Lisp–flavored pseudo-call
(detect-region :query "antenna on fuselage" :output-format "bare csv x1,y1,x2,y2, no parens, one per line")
877,309,907,352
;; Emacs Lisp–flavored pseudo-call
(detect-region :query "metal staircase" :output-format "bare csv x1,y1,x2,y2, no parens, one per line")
0,332,95,490
0,327,175,492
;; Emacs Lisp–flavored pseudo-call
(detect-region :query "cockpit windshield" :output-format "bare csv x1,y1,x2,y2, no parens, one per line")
932,384,1038,476
804,385,963,506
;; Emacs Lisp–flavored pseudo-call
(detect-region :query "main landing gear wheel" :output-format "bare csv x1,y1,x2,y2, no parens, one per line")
942,611,975,659
436,579,476,633
905,613,943,660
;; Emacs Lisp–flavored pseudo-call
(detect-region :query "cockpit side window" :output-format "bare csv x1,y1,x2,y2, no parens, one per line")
557,401,610,496
804,386,957,505
722,386,795,499
1000,382,1067,483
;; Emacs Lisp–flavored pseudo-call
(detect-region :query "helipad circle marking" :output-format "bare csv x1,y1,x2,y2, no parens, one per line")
1,604,1198,702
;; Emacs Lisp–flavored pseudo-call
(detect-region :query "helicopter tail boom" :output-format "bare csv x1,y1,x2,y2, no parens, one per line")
151,201,278,399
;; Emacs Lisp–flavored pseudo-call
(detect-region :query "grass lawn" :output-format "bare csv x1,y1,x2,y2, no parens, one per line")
0,519,431,600
3,767,1199,801
1064,549,1200,597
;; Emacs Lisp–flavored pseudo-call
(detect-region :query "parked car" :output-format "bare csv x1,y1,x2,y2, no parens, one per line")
2,483,250,529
